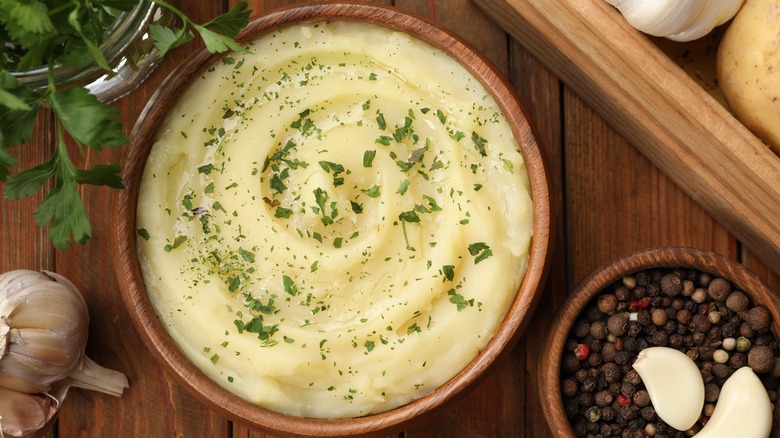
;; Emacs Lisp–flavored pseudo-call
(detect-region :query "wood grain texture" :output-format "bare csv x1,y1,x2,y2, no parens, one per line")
2,0,777,436
473,0,780,276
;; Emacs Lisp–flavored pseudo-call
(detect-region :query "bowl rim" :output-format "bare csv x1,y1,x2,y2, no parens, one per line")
113,1,552,436
537,246,780,437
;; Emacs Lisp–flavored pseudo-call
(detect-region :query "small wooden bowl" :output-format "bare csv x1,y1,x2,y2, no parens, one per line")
113,2,551,436
539,247,780,436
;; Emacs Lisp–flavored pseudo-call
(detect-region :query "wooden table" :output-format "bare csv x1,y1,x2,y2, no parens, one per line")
3,1,778,436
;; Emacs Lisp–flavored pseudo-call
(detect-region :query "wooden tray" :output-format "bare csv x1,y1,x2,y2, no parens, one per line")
473,0,780,274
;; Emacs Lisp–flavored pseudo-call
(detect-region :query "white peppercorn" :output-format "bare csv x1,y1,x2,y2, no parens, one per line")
712,349,729,364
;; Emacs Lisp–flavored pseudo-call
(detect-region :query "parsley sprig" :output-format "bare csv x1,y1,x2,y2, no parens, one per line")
0,0,251,250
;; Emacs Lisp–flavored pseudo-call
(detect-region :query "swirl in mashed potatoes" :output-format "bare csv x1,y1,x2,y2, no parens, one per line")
136,20,533,418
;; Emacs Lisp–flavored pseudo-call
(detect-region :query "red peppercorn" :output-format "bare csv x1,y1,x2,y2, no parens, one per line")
615,338,624,351
617,394,632,406
574,343,590,361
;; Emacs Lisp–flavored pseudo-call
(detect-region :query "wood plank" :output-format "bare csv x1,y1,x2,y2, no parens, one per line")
0,109,56,272
506,33,565,438
473,0,780,275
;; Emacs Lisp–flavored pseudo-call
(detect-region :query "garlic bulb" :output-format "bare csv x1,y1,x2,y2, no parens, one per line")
0,270,128,437
605,0,745,41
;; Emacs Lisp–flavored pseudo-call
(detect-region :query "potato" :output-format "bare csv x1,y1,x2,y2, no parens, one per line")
717,0,780,152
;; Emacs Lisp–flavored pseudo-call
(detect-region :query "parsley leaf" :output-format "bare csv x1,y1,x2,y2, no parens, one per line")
48,87,128,148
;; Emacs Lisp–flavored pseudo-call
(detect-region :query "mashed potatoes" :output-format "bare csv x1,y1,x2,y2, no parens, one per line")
137,20,533,418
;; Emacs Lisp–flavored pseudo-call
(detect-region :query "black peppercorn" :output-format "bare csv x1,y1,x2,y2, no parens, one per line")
572,318,591,338
633,389,650,407
624,369,641,386
651,330,668,346
595,390,614,407
564,397,580,419
602,362,622,384
640,406,655,421
562,378,578,398
590,320,609,340
608,313,630,337
704,383,720,403
712,362,732,379
562,353,580,374
690,314,711,333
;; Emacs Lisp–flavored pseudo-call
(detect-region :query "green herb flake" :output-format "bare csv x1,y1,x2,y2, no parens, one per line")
361,185,381,198
210,354,220,365
283,274,299,296
399,210,420,223
137,228,151,240
376,111,386,130
442,265,455,281
448,289,472,311
238,247,255,263
363,150,376,167
471,131,488,157
467,242,493,264
275,207,293,218
397,179,410,195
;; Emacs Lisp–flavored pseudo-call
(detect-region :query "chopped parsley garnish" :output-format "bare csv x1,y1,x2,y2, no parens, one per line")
467,242,493,264
363,150,377,167
361,185,381,198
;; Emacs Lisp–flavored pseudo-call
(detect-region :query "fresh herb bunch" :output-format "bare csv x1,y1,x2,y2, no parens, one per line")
0,0,251,250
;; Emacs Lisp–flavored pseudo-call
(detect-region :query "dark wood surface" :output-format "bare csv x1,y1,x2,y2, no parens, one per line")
2,1,777,437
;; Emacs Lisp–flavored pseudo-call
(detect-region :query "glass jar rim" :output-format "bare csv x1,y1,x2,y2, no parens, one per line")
11,1,157,89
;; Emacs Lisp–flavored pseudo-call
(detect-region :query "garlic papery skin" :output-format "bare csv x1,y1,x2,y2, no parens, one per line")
605,0,745,41
0,270,128,397
632,346,705,431
694,367,772,438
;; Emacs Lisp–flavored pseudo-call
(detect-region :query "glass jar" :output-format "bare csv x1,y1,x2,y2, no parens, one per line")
11,1,171,103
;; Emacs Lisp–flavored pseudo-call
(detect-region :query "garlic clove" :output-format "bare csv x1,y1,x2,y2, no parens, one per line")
0,386,58,438
694,366,772,438
605,0,746,42
667,0,745,41
632,346,705,431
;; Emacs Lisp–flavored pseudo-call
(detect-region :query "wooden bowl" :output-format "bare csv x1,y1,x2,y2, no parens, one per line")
113,2,551,436
539,247,780,437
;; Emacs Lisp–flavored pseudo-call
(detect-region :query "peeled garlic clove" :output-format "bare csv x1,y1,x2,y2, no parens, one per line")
632,346,705,431
695,367,772,438
0,386,58,438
